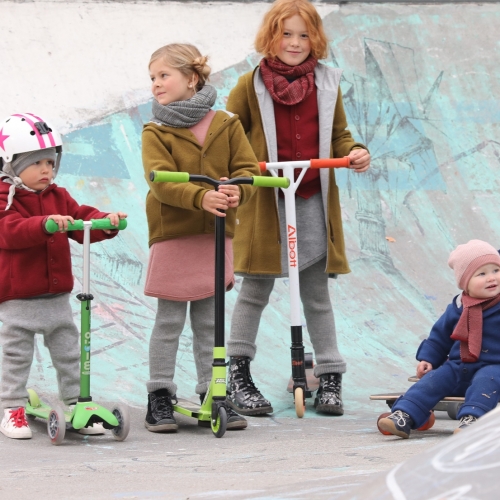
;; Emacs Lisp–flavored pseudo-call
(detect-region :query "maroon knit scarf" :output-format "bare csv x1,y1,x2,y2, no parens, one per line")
450,292,500,362
260,56,318,106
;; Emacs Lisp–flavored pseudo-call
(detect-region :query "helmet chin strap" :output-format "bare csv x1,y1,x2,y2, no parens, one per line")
1,163,37,210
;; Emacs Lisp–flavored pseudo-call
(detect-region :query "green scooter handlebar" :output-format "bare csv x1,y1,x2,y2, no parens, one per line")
45,218,128,233
150,170,290,189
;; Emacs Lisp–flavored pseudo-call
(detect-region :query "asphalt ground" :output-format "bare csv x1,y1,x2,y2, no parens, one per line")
0,401,458,500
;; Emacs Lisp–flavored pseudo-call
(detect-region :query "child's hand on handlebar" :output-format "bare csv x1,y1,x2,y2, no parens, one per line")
348,149,371,173
218,177,241,209
416,360,433,379
46,214,75,232
104,212,128,233
202,190,230,217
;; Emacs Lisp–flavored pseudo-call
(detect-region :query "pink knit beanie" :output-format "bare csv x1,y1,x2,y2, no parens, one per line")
448,240,500,290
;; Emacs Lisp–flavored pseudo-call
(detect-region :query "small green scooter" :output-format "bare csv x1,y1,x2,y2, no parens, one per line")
25,218,130,445
150,171,289,437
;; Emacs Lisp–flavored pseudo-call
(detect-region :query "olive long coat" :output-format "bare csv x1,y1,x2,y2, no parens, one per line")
227,63,367,275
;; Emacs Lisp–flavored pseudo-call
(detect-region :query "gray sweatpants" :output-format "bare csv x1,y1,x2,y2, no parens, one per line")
147,297,214,397
228,258,346,377
0,294,80,409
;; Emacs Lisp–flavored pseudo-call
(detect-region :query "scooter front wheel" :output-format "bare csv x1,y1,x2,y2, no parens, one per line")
111,404,130,441
212,407,227,438
48,405,66,445
294,387,305,418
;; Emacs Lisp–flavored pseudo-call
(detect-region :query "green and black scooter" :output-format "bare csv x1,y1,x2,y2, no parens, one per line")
25,218,130,445
150,171,289,437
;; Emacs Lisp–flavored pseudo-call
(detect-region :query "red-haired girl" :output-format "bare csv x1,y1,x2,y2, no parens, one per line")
226,0,370,416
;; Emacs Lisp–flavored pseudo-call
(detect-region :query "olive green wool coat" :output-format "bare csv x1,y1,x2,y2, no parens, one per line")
142,110,260,247
227,64,367,275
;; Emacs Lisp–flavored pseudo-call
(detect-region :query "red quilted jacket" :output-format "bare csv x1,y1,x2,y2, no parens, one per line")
0,182,116,303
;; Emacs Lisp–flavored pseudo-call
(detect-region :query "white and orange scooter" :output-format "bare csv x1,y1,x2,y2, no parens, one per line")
258,157,350,417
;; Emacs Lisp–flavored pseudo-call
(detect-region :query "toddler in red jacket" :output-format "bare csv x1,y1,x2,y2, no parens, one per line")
0,112,126,439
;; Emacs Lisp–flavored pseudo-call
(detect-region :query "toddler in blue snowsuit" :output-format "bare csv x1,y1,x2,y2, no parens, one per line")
379,239,500,438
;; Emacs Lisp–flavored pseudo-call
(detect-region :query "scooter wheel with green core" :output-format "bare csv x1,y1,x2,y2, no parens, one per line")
294,387,305,418
111,404,130,441
211,406,227,438
47,405,66,445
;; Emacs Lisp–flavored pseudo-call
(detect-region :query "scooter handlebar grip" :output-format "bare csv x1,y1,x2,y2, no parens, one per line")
252,176,290,188
150,171,190,183
90,218,128,231
45,219,84,233
310,157,350,168
45,218,127,233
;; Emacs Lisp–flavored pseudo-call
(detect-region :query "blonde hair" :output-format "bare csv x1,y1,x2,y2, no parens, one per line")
149,43,211,92
255,0,328,60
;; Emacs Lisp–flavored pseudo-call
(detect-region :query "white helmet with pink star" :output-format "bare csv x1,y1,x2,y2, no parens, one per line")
0,112,62,164
0,113,63,210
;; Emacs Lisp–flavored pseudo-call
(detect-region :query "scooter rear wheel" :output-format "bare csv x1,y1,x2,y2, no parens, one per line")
111,404,130,441
294,387,305,418
212,407,227,438
48,405,66,445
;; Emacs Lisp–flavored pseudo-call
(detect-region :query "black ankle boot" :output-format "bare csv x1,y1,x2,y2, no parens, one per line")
226,357,273,415
314,373,344,415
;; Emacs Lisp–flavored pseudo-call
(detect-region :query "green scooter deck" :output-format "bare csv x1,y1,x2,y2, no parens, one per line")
173,398,211,423
26,399,72,423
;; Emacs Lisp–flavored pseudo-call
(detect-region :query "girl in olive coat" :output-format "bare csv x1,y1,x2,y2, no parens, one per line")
225,0,371,416
142,43,260,433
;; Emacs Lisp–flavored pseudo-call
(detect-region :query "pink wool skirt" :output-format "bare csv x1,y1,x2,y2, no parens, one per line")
144,234,234,301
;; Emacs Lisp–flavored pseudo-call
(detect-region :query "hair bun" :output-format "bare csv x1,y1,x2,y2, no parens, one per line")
192,55,211,78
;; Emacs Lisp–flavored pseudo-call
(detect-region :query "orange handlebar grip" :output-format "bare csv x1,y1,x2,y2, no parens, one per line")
310,157,350,169
259,161,267,172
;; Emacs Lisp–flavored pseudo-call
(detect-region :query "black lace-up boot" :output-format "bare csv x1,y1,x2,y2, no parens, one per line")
314,373,344,415
226,357,273,415
198,394,248,430
145,389,178,432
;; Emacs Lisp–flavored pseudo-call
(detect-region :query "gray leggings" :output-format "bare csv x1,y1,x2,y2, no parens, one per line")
147,296,215,396
0,294,80,409
228,258,346,377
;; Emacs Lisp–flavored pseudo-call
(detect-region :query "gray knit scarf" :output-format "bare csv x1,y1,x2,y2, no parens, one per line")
151,85,217,128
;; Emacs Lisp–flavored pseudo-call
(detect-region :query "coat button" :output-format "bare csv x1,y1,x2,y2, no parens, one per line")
296,152,302,158
296,134,301,139
53,278,58,285
295,115,300,121
49,238,55,243
203,153,207,158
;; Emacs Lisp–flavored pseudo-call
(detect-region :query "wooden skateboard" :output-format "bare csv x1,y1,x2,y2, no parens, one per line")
370,375,467,434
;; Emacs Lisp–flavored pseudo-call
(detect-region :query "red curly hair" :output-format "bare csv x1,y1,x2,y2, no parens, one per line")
254,0,329,60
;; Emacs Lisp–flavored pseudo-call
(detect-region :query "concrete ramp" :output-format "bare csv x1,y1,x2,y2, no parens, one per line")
2,2,500,416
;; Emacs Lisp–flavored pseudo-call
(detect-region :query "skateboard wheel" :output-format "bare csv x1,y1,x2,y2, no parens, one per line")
304,352,314,369
446,402,462,420
377,412,393,435
417,411,435,431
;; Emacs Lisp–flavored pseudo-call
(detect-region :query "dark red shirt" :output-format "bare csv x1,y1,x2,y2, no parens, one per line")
274,85,320,199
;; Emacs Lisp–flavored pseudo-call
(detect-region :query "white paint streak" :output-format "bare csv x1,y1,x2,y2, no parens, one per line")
0,1,336,133
385,463,407,500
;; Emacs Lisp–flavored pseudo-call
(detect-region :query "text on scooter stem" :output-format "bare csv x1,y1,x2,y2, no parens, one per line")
288,225,297,268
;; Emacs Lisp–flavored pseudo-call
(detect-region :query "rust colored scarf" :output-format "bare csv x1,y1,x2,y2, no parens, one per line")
260,56,317,106
451,292,500,362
